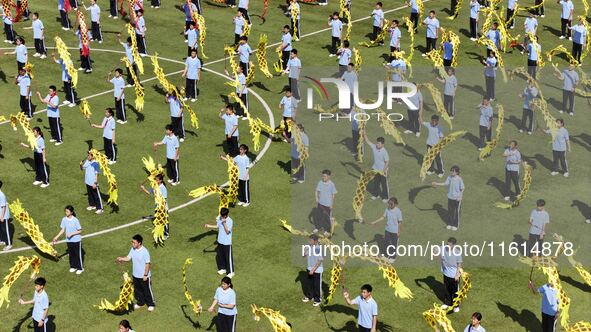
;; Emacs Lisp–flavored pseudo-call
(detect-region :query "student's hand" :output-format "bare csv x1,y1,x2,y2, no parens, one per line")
207,306,215,313
226,134,231,139
52,238,58,244
308,270,314,276
143,275,148,281
92,183,97,189
38,320,44,327
371,328,376,332
152,143,158,150
43,156,47,163
431,182,437,187
116,97,121,101
18,298,25,305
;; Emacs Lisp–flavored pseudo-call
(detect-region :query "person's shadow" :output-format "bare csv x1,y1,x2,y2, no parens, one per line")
415,275,446,302
188,229,217,243
462,132,480,149
496,302,540,331
343,219,357,240
126,103,145,122
322,304,394,331
402,145,423,165
408,185,432,205
571,200,590,221
486,176,505,197
532,153,553,172
11,307,32,332
180,304,201,328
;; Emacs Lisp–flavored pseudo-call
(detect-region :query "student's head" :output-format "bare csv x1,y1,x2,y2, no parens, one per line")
285,87,292,97
240,36,248,44
16,37,24,45
446,67,455,76
18,68,26,76
347,62,354,71
131,234,143,249
447,237,457,247
32,126,42,137
126,36,132,45
290,49,298,58
239,144,249,155
471,312,482,326
376,136,385,148
189,22,196,30
509,140,517,149
236,9,243,16
105,108,115,117
556,118,564,127
387,197,398,209
236,65,243,74
321,169,331,182
48,85,57,94
343,40,350,48
283,24,290,33
527,78,535,87
450,165,460,176
136,9,144,16
32,12,39,20
492,22,498,30
360,284,373,299
165,124,174,135
529,12,534,18
221,276,233,289
225,104,234,115
308,234,319,245
488,50,496,58
64,205,76,217
536,199,546,210
431,114,439,126
392,19,399,27
297,123,305,132
375,2,382,8
191,49,198,58
154,173,164,184
482,96,490,106
429,10,436,17
220,207,230,219
568,63,576,70
87,150,95,161
332,11,339,19
34,277,46,291
119,320,133,332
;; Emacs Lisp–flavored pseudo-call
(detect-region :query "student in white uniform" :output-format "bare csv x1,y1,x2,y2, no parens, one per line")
107,69,127,123
18,277,49,332
116,234,156,312
84,0,103,43
36,86,63,145
79,151,104,214
91,108,117,163
20,127,50,188
220,144,252,206
464,312,486,332
0,181,13,251
204,208,235,278
52,205,84,274
27,13,47,58
207,276,237,332
153,125,180,185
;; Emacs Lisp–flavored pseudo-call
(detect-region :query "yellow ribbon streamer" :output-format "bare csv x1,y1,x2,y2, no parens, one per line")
479,104,505,160
54,36,78,87
127,23,144,74
96,272,134,312
90,148,119,205
0,255,41,308
8,200,58,258
420,131,466,181
495,162,532,208
10,112,37,151
252,304,291,332
182,258,202,317
121,56,144,112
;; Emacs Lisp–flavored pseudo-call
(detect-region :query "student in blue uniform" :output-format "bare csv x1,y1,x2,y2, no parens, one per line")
302,234,323,306
286,49,301,100
442,39,454,68
557,63,579,115
28,13,47,58
314,169,337,235
20,127,50,188
237,36,253,76
3,11,15,43
7,37,28,71
238,0,250,24
526,37,541,79
0,181,13,251
550,118,571,176
118,320,135,332
485,23,500,57
328,12,343,56
422,11,440,54
183,1,198,34
36,86,63,145
84,0,103,43
107,69,127,123
52,53,77,107
343,284,379,332
58,0,72,30
116,234,156,312
226,65,248,119
288,0,301,40
469,0,480,40
219,104,239,156
184,22,199,56
109,0,119,18
530,280,559,332
478,97,493,150
432,165,464,231
232,10,245,46
140,173,169,238
91,108,117,164
370,197,402,262
406,0,420,32
502,140,522,201
16,67,32,118
279,88,297,139
153,125,180,185
279,25,292,70
463,312,486,332
439,237,463,311
165,90,185,141
75,26,92,73
483,53,497,100
527,199,549,256
370,2,384,42
18,277,49,332
437,67,457,118
336,40,352,77
388,20,401,52
519,79,538,134
118,34,140,86
363,133,390,202
134,9,147,55
569,18,587,64
204,208,235,278
220,144,252,206
182,49,201,102
207,276,237,332
420,114,444,177
52,205,84,274
80,151,104,214
291,124,308,183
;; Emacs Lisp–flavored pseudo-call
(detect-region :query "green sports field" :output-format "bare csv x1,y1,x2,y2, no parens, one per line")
0,0,590,331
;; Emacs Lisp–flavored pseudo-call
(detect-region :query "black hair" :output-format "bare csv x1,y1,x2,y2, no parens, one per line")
283,24,290,30
321,169,331,176
309,234,319,241
132,234,143,244
332,11,339,16
556,118,564,125
226,104,234,111
106,108,115,116
450,165,460,174
343,40,350,48
393,19,399,25
16,36,25,44
221,276,233,288
510,140,518,146
155,173,164,182
376,2,383,6
119,320,132,329
65,205,76,217
376,137,385,144
447,237,457,245
240,36,248,42
297,123,305,131
115,68,123,75
431,114,439,121
361,284,373,292
33,126,43,137
291,49,298,55
389,197,398,205
483,96,490,101
35,277,46,286
429,10,435,14
348,62,354,67
165,124,174,131
0,180,3,189
472,312,482,321
285,87,292,93
136,9,144,14
49,85,57,91
536,199,546,207
33,12,39,17
127,36,132,43
220,207,230,217
239,144,249,153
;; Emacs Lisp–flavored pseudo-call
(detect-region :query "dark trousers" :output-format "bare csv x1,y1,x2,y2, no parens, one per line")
235,94,248,117
60,10,71,29
0,219,14,246
234,33,240,47
238,7,250,23
444,94,455,117
226,136,239,157
528,233,543,256
126,63,139,85
534,0,544,15
86,184,103,209
34,152,49,184
109,0,119,16
506,9,515,27
69,0,78,9
192,0,202,14
103,137,116,161
4,23,14,42
166,158,179,183
562,90,575,114
410,13,419,32
67,241,83,270
132,277,155,306
331,36,340,54
469,18,477,38
114,98,126,121
63,80,76,103
34,38,47,55
371,173,389,200
292,157,305,181
485,76,495,99
151,0,161,6
17,61,25,72
521,108,534,132
373,26,381,41
384,231,399,259
407,109,420,133
359,327,371,332
552,150,568,173
426,37,437,53
289,77,300,100
20,95,32,118
291,19,300,39
240,61,249,77
185,78,198,99
527,60,537,80
304,270,322,302
136,34,146,54
443,275,459,306
561,18,571,37
390,46,400,53
427,145,443,174
216,244,234,273
505,169,521,197
217,313,237,332
572,42,582,63
541,312,557,332
447,198,461,227
171,116,185,139
352,129,360,154
79,52,91,70
48,117,63,142
281,50,290,70
33,320,47,332
443,58,452,68
238,179,250,203
479,125,492,148
91,21,102,41
338,65,347,78
315,204,332,232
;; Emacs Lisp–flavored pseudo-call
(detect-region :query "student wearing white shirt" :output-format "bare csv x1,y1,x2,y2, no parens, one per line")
153,125,181,185
291,124,308,183
238,0,250,24
336,40,352,77
286,49,301,100
388,20,401,52
27,13,47,58
84,0,103,43
16,67,32,118
521,13,537,53
279,88,297,139
237,36,253,76
232,10,245,46
204,209,235,277
550,118,570,176
469,0,480,40
557,0,574,40
91,108,117,163
370,197,402,262
52,205,84,274
75,26,92,73
280,25,292,70
230,66,248,119
302,234,323,305
118,34,140,86
422,11,440,54
20,127,50,188
221,144,252,206
52,54,77,107
7,37,28,71
288,0,301,40
464,312,486,332
107,69,127,123
134,10,147,55
36,86,63,145
526,37,541,79
165,90,185,141
0,181,13,251
370,2,384,43
527,199,549,256
219,105,239,156
182,49,202,102
207,276,237,332
557,63,579,115
80,152,104,213
3,12,15,43
569,18,587,63
116,234,156,312
343,284,379,332
328,12,343,56
18,277,49,332
184,22,199,56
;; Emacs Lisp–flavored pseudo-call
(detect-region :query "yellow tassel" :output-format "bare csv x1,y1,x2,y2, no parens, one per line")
10,113,37,151
89,149,118,205
447,270,471,312
579,17,591,62
226,155,239,203
376,108,405,145
127,23,144,74
352,170,382,221
189,185,229,212
182,258,202,317
417,83,453,129
357,117,366,162
195,13,208,59
291,125,308,174
241,23,251,38
477,37,508,82
546,45,578,65
0,255,41,308
256,34,273,78
326,257,344,304
402,17,416,62
359,19,391,47
495,162,532,208
420,131,466,181
353,48,362,73
245,61,256,84
8,200,58,258
541,266,571,328
565,321,591,332
121,56,144,112
290,5,299,41
251,304,291,332
273,45,284,74
479,104,505,160
54,36,78,87
423,304,455,332
142,156,168,244
378,263,414,299
339,0,351,23
79,100,92,119
447,0,463,19
96,272,134,312
531,98,558,141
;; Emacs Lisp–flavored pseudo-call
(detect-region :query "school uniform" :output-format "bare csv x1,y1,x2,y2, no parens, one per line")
389,27,401,53
478,104,493,148
33,136,49,185
3,14,15,42
368,143,389,199
485,29,500,58
443,75,457,117
185,28,199,56
15,43,28,71
237,43,252,76
128,246,155,307
521,86,538,132
464,324,486,332
87,4,102,42
233,16,245,46
342,70,357,114
101,116,117,161
351,110,361,155
442,41,453,68
61,216,83,270
384,207,402,259
288,2,301,39
31,290,49,332
185,55,201,99
524,17,537,39
528,209,549,256
559,0,574,38
291,131,308,182
409,0,419,31
238,0,250,23
423,17,440,53
441,245,462,306
135,16,147,55
281,32,292,70
45,93,63,143
58,0,71,29
214,287,237,332
337,47,352,77
445,175,464,228
184,3,197,31
191,0,202,14
83,159,103,210
57,59,76,104
32,19,47,55
168,96,185,139
0,190,13,248
110,76,126,121
552,127,569,173
506,0,517,28
280,95,297,137
504,148,521,198
406,91,422,134
234,154,252,204
287,57,301,100
351,295,378,332
388,58,406,97
109,0,119,17
484,57,497,100
534,0,544,15
222,113,239,156
76,30,92,71
527,43,540,80
304,245,323,302
215,216,234,274
371,9,384,41
538,284,559,332
162,134,180,183
17,73,32,118
315,180,337,232
234,73,248,118
133,0,144,11
561,69,579,115
122,43,139,85
469,1,480,39
329,19,343,55
423,122,444,175
570,24,587,63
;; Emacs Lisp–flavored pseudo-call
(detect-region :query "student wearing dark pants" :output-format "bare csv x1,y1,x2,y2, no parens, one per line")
220,105,239,157
36,86,63,145
531,281,559,332
287,49,301,100
140,174,169,239
328,12,343,55
364,134,390,202
53,56,77,106
52,205,84,273
91,108,117,164
289,0,301,40
519,80,538,134
109,0,119,17
439,237,462,312
534,0,545,16
314,170,336,235
166,91,185,141
432,166,464,231
205,208,235,277
80,152,104,213
404,89,423,135
438,68,457,118
569,19,586,63
422,11,440,54
84,0,102,42
558,0,573,39
222,144,252,206
18,277,49,332
503,141,521,201
232,66,248,119
527,199,549,256
31,13,47,57
182,49,202,102
421,114,444,176
526,39,540,80
302,234,323,305
280,25,292,70
0,181,13,252
291,124,308,183
238,0,250,24
478,97,493,149
133,10,147,55
208,277,237,332
469,0,480,39
16,68,32,118
153,125,180,185
343,284,378,331
484,54,497,100
21,127,50,187
117,234,156,311
558,64,579,115
3,15,15,43
107,69,127,124
76,28,92,73
550,118,570,176
151,0,161,7
370,197,402,262
58,0,71,29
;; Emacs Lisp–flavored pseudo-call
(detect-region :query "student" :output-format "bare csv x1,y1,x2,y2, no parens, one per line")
371,197,402,262
52,205,84,274
286,49,301,100
557,63,579,115
0,181,13,251
477,97,493,150
20,127,49,188
550,118,570,176
16,67,32,118
420,114,444,177
91,108,117,164
502,140,522,201
485,23,500,57
221,144,252,206
140,173,169,238
388,20,401,52
75,26,92,73
185,22,199,56
3,11,15,43
527,199,549,256
386,54,406,89
302,234,323,306
469,0,480,40
18,277,49,332
406,0,420,32
232,66,248,119
116,234,155,312
219,105,239,157
442,39,454,68
370,2,384,43
531,281,559,332
437,68,457,118
204,208,235,278
28,13,47,58
118,34,140,86
238,0,250,24
521,13,538,54
569,19,587,64
207,276,237,332
107,69,127,123
153,125,180,185
52,53,76,107
280,25,292,71
109,0,119,18
341,63,357,115
237,36,253,76
404,84,423,136
36,86,63,145
534,0,545,16
133,0,144,11
343,284,378,332
183,1,198,33
232,10,245,46
328,12,343,56
422,11,440,55
84,0,102,43
526,37,541,79
118,320,135,332
432,165,464,231
519,79,538,134
440,237,462,312
314,169,337,236
58,0,72,30
134,10,147,56
558,0,574,40
80,151,104,213
351,108,363,156
288,0,301,40
336,40,352,77
506,0,517,29
151,0,161,8
483,53,497,100
182,49,201,102
279,88,297,139
464,312,486,332
7,37,28,71
165,90,185,141
291,124,308,183
363,134,390,202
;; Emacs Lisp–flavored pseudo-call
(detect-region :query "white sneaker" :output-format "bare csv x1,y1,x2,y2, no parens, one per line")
519,129,523,133
78,67,85,71
217,269,227,275
329,54,336,57
33,53,40,57
55,141,63,146
191,98,196,102
2,245,12,251
33,181,42,186
184,39,188,43
404,130,412,134
441,304,449,310
540,14,545,17
422,53,427,57
559,36,565,40
40,54,46,59
179,138,185,142
527,131,532,135
415,132,421,137
86,206,95,211
0,241,5,246
438,173,444,178
108,160,116,165
446,225,452,229
108,14,112,17
147,306,155,312
69,268,76,273
504,196,510,201
323,231,330,237
585,219,591,224
125,84,133,88
453,307,460,313
451,226,458,231
40,183,50,188
237,201,244,206
312,301,321,306
134,304,141,309
551,171,558,176
120,121,127,124
382,199,388,203
68,103,76,108
95,209,104,214
171,181,179,186
559,110,564,113
242,117,249,121
62,27,69,31
140,53,147,57
371,196,378,200
568,37,572,41
388,258,396,263
563,172,569,177
242,203,250,207
50,139,57,142
63,100,71,105
167,179,174,183
470,38,477,41
226,272,235,278
312,229,319,233
302,297,311,302
76,269,84,275
113,16,118,19
426,171,434,175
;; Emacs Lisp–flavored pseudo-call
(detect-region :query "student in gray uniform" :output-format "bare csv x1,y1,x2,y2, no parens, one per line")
370,197,402,262
502,140,522,201
440,237,462,312
18,277,49,332
529,280,559,332
287,49,301,100
549,118,570,177
527,199,549,257
403,84,423,136
314,169,337,236
343,284,378,332
291,124,308,183
477,97,493,150
116,234,155,312
280,25,292,70
363,133,390,202
432,165,464,231
302,234,323,306
519,79,538,134
557,63,579,116
437,68,457,118
340,63,357,115
420,114,444,177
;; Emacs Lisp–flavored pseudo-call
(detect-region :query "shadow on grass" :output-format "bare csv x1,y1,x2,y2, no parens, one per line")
126,104,145,122
512,234,527,248
85,140,94,150
277,160,291,175
19,157,35,172
408,185,431,205
322,305,394,331
414,275,446,302
251,81,271,92
571,200,590,220
180,304,201,329
532,153,553,172
522,155,538,169
542,25,562,38
188,230,217,243
343,219,356,240
459,83,485,96
462,132,480,149
402,144,423,165
496,301,540,331
506,115,522,131
339,161,363,178
571,134,591,152
559,274,591,293
486,176,505,197
17,236,60,261
12,307,32,332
